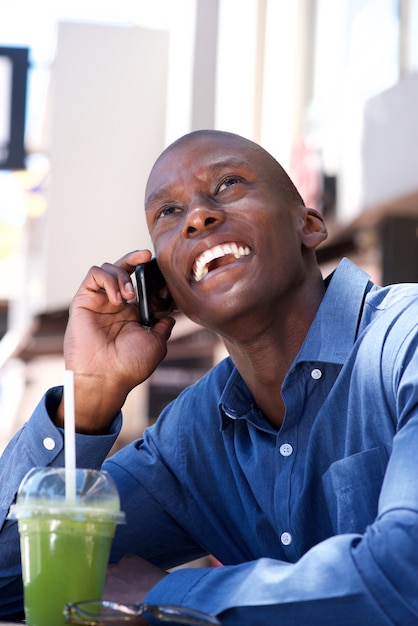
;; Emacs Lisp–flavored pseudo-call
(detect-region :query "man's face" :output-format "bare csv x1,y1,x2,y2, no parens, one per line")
144,132,314,331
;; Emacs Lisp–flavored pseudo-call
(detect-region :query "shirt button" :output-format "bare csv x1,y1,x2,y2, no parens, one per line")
311,368,322,380
281,531,292,546
279,443,293,457
43,437,56,450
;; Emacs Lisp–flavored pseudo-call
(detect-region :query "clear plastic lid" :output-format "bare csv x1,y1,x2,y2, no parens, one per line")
8,467,126,523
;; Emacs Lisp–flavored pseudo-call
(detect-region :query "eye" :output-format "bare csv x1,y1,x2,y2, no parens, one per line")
156,205,181,219
217,176,241,193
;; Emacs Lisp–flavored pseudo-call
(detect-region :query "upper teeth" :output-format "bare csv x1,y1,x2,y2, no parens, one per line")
193,242,251,282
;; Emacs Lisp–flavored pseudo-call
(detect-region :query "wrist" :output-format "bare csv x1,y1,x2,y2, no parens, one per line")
52,373,127,435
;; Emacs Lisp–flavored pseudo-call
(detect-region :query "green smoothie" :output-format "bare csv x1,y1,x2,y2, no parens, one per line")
19,513,117,626
8,468,125,626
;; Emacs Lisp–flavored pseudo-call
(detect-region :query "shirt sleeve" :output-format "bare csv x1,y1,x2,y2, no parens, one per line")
0,386,121,619
143,519,415,625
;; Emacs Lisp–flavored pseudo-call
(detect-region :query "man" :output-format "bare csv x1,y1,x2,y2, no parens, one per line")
1,130,418,624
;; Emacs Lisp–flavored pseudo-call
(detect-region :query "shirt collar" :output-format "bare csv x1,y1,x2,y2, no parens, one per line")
297,257,372,365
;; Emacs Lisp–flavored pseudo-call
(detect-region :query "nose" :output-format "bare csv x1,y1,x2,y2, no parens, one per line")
183,203,225,237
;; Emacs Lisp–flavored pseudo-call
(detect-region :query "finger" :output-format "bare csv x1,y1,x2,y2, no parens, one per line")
106,250,153,301
150,316,176,342
98,263,135,303
113,249,153,272
74,251,154,307
76,264,128,307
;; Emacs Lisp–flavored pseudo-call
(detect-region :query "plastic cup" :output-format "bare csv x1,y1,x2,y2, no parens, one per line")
8,467,125,626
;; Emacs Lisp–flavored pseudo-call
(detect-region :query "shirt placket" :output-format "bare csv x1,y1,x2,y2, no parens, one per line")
273,363,325,561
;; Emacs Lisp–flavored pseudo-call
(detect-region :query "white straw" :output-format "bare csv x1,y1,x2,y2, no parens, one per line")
64,370,76,504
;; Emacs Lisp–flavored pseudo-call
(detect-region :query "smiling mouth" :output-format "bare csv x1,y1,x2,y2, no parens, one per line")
192,242,251,282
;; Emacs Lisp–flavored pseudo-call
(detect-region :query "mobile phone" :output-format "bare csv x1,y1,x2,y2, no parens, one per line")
135,258,174,326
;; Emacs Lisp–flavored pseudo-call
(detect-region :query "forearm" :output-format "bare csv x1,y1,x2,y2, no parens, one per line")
143,527,413,625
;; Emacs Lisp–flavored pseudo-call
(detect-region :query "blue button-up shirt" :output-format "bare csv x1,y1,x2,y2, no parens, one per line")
1,258,418,624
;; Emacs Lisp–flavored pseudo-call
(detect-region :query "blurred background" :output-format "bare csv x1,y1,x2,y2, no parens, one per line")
1,0,418,453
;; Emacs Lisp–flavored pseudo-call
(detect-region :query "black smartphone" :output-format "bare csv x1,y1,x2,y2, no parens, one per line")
135,258,174,326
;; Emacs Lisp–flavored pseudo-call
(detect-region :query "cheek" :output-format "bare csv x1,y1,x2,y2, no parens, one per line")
153,246,187,305
152,228,177,261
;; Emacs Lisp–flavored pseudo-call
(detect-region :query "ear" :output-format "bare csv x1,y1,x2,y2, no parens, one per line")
298,207,328,250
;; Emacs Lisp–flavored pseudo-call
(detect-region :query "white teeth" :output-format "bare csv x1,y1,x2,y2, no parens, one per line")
213,245,225,259
193,242,250,282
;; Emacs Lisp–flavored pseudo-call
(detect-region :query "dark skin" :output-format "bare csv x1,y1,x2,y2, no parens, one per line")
53,130,328,603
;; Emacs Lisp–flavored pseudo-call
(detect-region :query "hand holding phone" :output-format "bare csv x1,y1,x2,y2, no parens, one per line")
135,258,175,327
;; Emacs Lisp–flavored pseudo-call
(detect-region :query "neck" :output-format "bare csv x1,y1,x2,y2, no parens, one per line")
222,271,325,429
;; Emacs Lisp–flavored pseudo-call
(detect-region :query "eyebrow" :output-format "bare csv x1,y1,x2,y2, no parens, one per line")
145,187,174,211
204,158,252,179
145,157,251,209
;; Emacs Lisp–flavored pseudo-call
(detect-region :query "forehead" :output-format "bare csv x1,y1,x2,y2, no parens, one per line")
145,134,267,205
